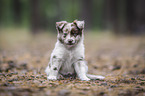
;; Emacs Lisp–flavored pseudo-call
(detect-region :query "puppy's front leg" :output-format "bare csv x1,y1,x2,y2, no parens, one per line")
74,60,90,81
46,57,62,80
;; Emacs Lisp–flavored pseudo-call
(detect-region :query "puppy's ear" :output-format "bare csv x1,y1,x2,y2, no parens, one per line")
56,21,67,32
73,20,84,30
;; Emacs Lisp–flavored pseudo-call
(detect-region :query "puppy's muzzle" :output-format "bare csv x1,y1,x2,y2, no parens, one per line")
67,39,75,45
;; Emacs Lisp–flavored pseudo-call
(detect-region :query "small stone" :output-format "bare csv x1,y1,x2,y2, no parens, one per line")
93,66,98,69
131,78,135,80
100,82,107,86
58,89,71,96
20,63,27,69
8,78,18,82
133,64,138,68
110,85,117,88
78,91,86,95
140,82,145,85
45,90,50,95
99,91,105,95
8,60,16,68
141,68,145,74
112,65,121,70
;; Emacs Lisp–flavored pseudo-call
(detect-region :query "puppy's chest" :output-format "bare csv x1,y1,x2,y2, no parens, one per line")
60,52,76,74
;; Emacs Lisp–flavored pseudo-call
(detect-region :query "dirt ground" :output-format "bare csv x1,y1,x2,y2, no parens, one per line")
0,29,145,96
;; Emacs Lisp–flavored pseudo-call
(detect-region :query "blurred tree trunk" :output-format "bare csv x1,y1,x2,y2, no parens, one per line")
0,0,2,23
30,0,41,34
126,0,145,35
126,0,135,34
21,0,30,27
134,0,145,34
104,0,113,29
13,0,21,24
104,0,119,33
80,0,93,29
110,0,119,34
93,0,105,30
0,0,14,26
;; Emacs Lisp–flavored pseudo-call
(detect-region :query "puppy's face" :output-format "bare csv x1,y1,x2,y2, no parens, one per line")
56,20,84,48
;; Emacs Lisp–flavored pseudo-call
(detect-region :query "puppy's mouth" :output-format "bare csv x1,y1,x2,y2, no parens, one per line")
66,43,75,47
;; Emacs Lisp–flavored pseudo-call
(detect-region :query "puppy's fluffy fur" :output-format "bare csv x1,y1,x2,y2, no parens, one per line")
45,20,104,81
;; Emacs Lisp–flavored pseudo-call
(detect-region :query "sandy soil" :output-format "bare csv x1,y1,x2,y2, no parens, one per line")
0,29,145,96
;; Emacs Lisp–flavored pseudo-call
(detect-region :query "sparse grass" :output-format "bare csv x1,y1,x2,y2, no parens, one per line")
0,28,145,96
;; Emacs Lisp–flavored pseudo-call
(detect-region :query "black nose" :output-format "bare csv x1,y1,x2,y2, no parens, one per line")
68,39,73,43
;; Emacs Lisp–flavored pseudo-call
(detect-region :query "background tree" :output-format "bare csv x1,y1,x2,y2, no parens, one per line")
0,0,145,35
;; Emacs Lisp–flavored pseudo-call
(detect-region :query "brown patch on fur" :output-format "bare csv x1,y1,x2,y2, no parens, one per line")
73,20,77,24
65,29,68,32
59,23,63,26
71,23,75,27
49,63,51,67
58,38,64,44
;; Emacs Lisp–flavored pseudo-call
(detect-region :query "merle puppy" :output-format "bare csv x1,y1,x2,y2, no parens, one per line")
45,20,104,81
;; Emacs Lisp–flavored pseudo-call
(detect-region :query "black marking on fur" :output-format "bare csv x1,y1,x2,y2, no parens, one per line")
71,28,78,37
73,22,82,36
79,58,83,61
79,57,84,61
53,67,57,70
63,33,67,38
61,23,67,30
63,33,67,35
53,55,57,58
57,23,67,33
63,35,66,38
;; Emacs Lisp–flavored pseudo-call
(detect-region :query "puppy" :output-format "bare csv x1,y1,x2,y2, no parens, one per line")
45,20,104,81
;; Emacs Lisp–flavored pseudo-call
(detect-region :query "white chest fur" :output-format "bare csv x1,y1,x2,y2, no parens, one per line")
51,40,85,74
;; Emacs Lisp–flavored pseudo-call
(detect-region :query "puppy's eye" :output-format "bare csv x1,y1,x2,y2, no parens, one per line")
71,30,77,36
73,33,77,36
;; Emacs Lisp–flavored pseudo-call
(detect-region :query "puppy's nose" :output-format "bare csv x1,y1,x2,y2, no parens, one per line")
68,39,73,43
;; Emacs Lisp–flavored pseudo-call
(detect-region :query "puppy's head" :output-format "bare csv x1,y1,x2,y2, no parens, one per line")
56,20,84,48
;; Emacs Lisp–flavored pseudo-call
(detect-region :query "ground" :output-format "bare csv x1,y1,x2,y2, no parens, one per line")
0,29,145,96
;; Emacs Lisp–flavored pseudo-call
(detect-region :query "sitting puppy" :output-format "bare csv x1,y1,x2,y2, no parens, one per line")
45,20,104,81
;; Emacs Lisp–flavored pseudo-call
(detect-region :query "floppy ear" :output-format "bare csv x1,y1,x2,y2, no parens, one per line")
73,20,84,30
56,21,67,32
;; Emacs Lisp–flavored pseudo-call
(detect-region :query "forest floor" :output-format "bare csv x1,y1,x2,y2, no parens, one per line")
0,29,145,96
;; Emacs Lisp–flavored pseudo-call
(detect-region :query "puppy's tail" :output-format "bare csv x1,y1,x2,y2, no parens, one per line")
87,74,105,80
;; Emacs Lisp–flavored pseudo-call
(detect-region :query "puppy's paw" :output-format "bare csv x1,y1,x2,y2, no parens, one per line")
80,77,90,81
47,76,57,80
